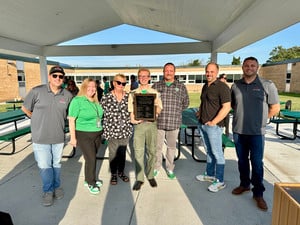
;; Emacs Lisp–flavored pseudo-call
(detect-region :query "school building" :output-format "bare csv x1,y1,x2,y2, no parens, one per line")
0,54,300,102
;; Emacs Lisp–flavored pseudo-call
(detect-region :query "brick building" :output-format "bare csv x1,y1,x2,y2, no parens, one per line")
0,54,299,102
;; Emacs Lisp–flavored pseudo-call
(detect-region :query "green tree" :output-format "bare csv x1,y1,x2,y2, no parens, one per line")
188,59,202,66
231,56,241,65
267,46,300,63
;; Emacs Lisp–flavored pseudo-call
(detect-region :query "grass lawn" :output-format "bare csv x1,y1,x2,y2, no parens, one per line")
189,92,300,110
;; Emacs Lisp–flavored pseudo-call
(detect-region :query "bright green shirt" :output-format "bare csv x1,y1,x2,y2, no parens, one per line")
68,96,103,132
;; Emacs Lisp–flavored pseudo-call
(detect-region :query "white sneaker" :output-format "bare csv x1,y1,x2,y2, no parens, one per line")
195,172,215,182
208,180,226,193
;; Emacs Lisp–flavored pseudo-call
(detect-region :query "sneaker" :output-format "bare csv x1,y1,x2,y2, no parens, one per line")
195,172,215,182
167,170,176,180
208,180,226,193
154,170,160,177
84,180,103,188
54,187,64,200
88,185,100,195
42,192,54,206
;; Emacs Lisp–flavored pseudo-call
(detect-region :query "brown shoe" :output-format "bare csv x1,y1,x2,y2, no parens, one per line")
253,197,268,211
232,186,250,195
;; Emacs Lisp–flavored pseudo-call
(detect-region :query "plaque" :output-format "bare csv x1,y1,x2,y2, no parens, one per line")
134,93,156,121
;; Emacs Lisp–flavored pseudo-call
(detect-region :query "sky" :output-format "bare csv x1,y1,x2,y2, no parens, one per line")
48,22,300,67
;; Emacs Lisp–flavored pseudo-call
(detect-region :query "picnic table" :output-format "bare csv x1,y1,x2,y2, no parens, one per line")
6,99,24,111
0,109,31,155
0,109,26,130
177,108,234,163
270,109,300,140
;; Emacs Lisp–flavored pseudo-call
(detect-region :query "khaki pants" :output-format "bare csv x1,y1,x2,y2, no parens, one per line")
133,122,157,182
155,129,179,172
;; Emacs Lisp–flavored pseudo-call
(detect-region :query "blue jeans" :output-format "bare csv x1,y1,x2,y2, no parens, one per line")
233,133,265,197
33,143,64,193
197,124,225,182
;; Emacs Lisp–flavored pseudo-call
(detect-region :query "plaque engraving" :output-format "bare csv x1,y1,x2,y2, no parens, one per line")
134,93,156,121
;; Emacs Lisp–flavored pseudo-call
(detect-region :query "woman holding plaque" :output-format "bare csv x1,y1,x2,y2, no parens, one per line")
101,74,133,185
128,68,163,191
68,78,104,195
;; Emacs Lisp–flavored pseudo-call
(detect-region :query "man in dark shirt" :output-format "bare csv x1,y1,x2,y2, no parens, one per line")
195,62,231,193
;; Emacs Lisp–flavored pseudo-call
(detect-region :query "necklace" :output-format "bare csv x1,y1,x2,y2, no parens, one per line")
87,98,101,128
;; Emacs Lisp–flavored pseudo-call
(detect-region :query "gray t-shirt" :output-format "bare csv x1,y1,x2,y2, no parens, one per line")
231,76,279,135
23,84,73,144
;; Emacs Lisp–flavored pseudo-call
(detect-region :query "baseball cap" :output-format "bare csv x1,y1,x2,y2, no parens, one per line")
49,66,65,75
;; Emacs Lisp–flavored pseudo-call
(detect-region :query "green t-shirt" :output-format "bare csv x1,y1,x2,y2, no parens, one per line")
68,96,103,132
165,82,173,87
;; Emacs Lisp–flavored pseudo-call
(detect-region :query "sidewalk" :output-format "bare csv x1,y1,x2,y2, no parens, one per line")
0,120,299,225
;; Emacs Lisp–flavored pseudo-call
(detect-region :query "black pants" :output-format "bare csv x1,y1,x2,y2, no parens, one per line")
76,130,102,186
108,138,128,174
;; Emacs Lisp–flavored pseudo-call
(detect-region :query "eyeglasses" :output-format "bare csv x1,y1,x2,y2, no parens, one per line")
115,80,126,86
51,74,64,79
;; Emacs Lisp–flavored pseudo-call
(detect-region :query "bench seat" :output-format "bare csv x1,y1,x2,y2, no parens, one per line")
222,134,235,148
0,126,31,155
0,116,25,125
270,117,298,140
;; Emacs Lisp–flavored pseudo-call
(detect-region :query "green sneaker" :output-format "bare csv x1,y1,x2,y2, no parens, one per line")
84,180,103,187
154,169,160,177
167,170,176,179
88,185,100,195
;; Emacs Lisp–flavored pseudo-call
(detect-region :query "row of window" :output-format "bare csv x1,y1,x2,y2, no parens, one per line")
65,73,243,84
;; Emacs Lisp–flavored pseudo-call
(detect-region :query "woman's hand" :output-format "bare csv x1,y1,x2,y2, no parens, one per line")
69,138,77,147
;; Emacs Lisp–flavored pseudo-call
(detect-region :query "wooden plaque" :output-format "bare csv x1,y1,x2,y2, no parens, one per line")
134,93,156,121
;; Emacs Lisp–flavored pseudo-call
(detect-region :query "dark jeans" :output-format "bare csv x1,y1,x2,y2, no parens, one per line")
76,130,102,186
233,133,266,197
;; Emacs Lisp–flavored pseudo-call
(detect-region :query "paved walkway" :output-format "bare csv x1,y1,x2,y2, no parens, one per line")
0,119,299,225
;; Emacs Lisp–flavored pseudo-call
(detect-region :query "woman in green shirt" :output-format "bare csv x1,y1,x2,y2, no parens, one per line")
68,78,104,195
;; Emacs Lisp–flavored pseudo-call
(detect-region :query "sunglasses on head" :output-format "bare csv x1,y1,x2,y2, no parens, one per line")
115,80,126,86
51,74,64,79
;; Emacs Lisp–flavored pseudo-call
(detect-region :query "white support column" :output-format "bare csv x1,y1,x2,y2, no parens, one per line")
39,56,48,84
210,52,218,63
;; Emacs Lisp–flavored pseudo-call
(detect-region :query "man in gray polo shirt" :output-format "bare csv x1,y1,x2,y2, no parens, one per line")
22,66,73,206
231,57,280,211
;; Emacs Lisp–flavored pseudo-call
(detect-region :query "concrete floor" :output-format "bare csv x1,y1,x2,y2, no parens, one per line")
0,119,299,225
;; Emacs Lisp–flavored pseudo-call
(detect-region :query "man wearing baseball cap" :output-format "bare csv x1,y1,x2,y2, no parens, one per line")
22,65,73,206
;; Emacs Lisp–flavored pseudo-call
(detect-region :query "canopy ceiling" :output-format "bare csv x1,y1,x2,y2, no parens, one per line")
0,0,300,58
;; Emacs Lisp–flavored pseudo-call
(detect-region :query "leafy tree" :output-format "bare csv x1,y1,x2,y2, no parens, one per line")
188,59,202,66
231,56,241,65
267,46,300,63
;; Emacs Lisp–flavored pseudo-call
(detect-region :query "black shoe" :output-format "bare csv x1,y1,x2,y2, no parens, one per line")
133,181,144,191
148,178,157,187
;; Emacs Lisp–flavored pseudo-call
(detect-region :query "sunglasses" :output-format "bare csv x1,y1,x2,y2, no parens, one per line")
51,74,64,79
115,80,127,86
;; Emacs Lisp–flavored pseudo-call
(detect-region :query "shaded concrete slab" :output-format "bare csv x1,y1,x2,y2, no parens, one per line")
0,121,299,225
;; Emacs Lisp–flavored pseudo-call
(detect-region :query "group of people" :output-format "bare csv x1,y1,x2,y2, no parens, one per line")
21,57,280,212
194,57,280,211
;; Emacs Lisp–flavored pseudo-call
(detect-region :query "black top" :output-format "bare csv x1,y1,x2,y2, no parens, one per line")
199,79,231,127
